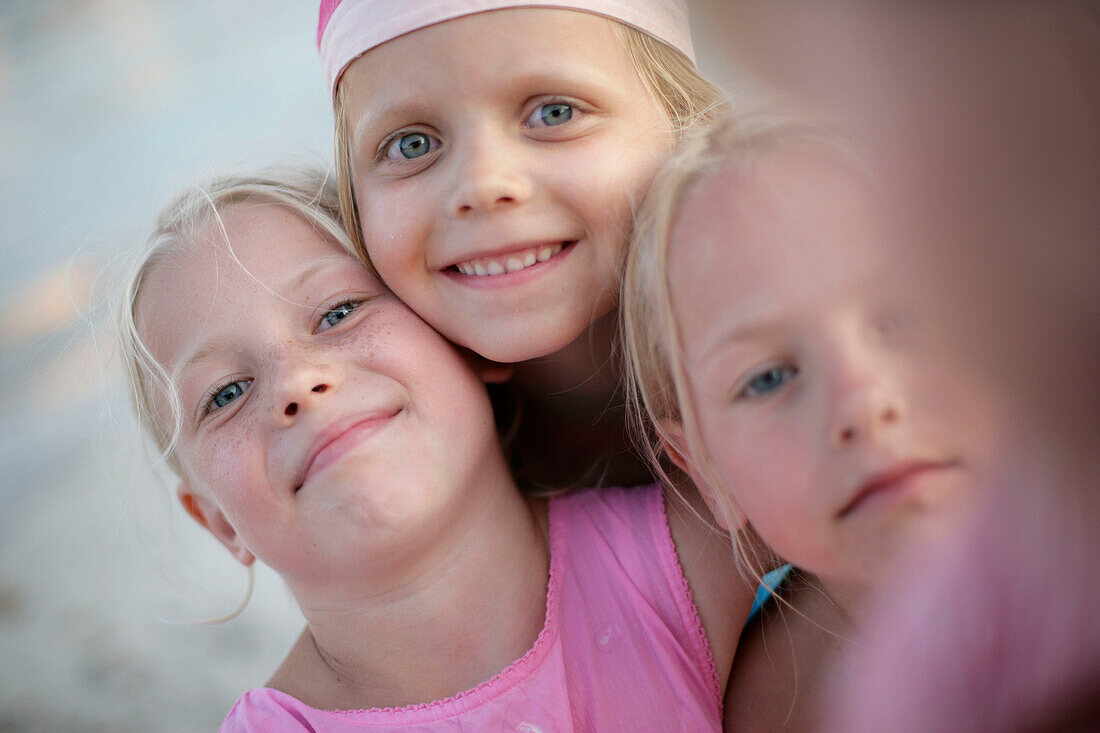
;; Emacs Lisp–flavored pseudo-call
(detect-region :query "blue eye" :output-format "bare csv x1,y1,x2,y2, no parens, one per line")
386,132,438,160
318,300,361,332
528,102,573,127
740,365,798,399
207,379,252,413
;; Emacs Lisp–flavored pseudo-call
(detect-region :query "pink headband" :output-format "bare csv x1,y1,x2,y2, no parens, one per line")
318,0,695,96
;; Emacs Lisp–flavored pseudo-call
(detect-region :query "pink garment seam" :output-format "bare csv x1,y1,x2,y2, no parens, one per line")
650,487,724,714
282,501,564,721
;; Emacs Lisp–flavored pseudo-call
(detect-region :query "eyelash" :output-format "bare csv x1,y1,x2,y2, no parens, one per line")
200,377,252,418
735,363,800,401
373,96,587,162
524,98,581,128
377,129,442,164
316,298,366,332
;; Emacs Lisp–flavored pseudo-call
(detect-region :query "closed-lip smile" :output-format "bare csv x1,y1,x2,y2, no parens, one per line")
837,458,960,518
298,408,402,490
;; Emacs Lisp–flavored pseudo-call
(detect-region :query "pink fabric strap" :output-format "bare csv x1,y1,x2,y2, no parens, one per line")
317,0,695,95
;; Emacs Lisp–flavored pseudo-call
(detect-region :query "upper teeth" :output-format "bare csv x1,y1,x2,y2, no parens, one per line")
455,243,564,276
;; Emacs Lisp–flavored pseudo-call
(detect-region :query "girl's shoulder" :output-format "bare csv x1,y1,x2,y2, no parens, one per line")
548,482,700,640
548,483,728,725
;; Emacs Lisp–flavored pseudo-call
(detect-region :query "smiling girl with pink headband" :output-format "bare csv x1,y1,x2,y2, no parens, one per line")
319,0,727,492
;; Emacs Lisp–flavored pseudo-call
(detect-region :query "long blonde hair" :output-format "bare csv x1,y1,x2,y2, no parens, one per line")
332,20,725,270
622,105,858,576
116,166,350,478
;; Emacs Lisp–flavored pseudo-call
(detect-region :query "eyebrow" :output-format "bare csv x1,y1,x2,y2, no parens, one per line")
351,63,622,145
170,259,375,395
175,258,363,378
283,255,361,293
173,332,239,386
693,314,786,366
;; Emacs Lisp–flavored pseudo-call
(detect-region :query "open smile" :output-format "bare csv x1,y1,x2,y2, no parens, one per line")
448,241,573,277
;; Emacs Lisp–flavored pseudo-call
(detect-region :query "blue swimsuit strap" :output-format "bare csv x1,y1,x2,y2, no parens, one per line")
747,564,795,623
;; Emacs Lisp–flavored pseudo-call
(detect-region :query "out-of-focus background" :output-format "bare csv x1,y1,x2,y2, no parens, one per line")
0,3,332,730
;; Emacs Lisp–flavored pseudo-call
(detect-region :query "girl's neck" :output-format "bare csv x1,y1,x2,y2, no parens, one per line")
725,571,865,732
271,473,550,711
511,310,653,489
512,310,621,415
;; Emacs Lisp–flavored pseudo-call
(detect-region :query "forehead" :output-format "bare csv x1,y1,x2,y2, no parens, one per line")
164,201,364,296
341,8,636,108
135,202,368,364
668,151,885,342
195,202,353,274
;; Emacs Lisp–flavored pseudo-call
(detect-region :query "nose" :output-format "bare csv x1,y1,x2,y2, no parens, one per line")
832,388,902,447
272,360,339,425
830,376,905,448
447,131,531,217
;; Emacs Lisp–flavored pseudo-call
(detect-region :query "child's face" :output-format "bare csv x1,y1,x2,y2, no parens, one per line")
668,153,994,585
340,9,671,363
138,203,501,588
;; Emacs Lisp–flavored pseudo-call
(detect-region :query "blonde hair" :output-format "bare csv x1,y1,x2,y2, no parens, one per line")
116,165,350,480
332,20,725,268
622,106,858,577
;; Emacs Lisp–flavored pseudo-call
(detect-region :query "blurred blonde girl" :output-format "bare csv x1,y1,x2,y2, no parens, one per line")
622,109,999,730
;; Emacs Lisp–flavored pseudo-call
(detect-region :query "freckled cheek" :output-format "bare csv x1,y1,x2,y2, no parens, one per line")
343,335,381,365
203,435,259,487
341,314,405,365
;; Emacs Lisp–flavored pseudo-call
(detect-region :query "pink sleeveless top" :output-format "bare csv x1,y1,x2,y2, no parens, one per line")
220,485,722,731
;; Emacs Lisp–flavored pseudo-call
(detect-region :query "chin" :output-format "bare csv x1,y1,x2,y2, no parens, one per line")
472,327,584,365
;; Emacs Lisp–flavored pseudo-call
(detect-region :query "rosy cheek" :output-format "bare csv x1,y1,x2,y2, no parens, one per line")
729,423,807,492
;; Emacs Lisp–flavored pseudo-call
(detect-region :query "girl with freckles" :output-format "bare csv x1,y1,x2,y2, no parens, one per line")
119,168,744,729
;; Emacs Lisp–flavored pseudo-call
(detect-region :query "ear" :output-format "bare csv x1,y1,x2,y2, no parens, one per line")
657,419,694,476
657,419,748,533
177,482,255,566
